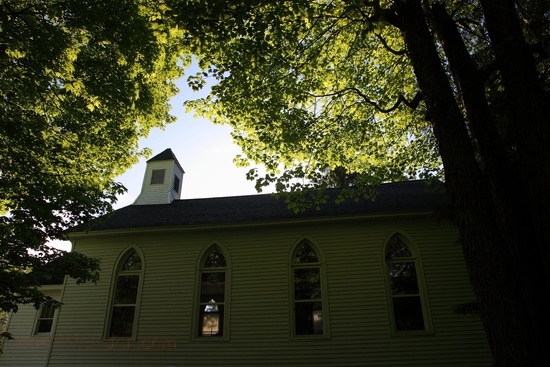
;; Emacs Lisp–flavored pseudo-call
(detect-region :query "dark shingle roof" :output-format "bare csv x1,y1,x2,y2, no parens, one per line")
148,148,177,162
83,180,449,232
147,148,185,172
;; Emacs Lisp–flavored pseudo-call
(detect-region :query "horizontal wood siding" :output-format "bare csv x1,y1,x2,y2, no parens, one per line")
0,305,52,366
41,215,491,367
1,289,61,366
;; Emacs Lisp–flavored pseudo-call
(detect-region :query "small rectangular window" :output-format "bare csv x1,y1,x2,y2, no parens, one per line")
150,169,165,184
35,304,57,334
173,175,180,193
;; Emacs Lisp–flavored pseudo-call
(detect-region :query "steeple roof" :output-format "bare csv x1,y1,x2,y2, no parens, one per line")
147,148,184,173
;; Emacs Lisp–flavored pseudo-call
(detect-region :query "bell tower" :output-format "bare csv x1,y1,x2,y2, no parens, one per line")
133,148,184,205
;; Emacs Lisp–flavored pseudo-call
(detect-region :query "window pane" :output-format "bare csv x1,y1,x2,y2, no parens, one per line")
150,169,165,184
200,272,225,303
294,242,319,263
386,236,412,259
173,175,180,193
114,275,139,304
294,268,321,300
392,296,425,331
36,319,54,333
40,304,56,319
109,306,136,337
199,304,224,337
203,248,226,268
388,262,419,294
122,252,142,271
295,301,323,335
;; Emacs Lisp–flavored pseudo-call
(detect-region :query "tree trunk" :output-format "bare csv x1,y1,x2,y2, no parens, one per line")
479,0,550,290
393,0,550,365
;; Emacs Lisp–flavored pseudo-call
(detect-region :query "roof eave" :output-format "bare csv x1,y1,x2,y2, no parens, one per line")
68,209,442,240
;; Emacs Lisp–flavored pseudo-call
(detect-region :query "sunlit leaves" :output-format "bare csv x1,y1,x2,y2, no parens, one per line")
0,0,186,312
179,0,443,200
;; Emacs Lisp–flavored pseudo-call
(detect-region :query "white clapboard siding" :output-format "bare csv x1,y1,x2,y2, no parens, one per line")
2,214,492,367
1,287,61,366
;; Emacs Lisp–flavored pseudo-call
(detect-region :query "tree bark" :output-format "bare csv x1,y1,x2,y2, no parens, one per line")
392,0,550,365
480,0,550,289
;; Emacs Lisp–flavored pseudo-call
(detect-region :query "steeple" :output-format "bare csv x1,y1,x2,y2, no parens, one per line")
133,148,184,205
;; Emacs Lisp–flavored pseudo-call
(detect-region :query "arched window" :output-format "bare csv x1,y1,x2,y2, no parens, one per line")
197,245,228,337
291,240,325,336
106,248,143,338
384,233,429,332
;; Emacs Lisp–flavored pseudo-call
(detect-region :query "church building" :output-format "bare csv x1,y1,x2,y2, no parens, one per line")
1,149,491,367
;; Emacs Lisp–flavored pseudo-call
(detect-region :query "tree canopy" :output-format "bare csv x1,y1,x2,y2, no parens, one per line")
0,0,186,312
185,1,442,190
178,0,547,196
169,0,549,365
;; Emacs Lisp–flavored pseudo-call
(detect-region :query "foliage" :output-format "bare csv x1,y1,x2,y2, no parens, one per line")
0,0,186,312
170,0,549,365
1,311,13,354
176,0,443,203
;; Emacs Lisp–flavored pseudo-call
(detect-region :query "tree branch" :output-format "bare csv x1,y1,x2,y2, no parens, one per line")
308,88,423,113
375,33,407,55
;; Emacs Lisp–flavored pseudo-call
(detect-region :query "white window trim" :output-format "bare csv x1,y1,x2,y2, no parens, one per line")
32,304,59,336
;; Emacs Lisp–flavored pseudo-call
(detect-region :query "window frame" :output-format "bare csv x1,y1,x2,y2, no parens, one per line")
289,238,329,338
104,246,145,340
33,303,59,335
382,232,432,336
193,243,230,341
